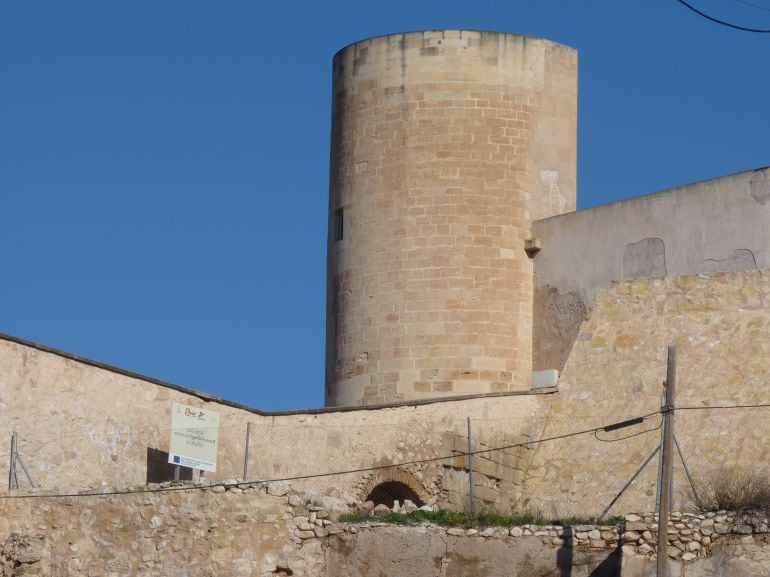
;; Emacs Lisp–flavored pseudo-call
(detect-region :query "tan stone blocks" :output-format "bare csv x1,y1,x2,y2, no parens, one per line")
413,380,432,393
327,31,576,406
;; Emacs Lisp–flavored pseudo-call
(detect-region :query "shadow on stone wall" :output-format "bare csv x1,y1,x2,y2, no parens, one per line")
533,286,586,373
146,447,192,483
588,541,622,577
557,527,573,576
556,527,621,577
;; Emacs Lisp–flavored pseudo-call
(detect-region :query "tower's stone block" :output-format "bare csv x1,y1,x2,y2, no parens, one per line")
326,30,577,406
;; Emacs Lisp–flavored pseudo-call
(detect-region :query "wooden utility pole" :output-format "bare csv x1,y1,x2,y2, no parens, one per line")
657,345,676,577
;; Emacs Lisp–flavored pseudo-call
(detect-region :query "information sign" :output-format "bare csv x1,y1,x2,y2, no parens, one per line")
168,403,220,472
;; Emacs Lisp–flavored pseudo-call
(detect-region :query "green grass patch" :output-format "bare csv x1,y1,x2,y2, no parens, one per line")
338,510,616,528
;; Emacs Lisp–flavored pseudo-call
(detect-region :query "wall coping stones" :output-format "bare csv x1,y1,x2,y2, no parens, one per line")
0,332,556,417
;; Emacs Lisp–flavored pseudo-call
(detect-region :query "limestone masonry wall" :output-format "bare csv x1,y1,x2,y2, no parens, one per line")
3,273,769,520
326,30,577,406
0,335,549,508
525,270,770,517
4,270,770,517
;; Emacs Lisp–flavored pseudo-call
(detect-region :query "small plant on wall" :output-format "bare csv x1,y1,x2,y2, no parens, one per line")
695,467,770,516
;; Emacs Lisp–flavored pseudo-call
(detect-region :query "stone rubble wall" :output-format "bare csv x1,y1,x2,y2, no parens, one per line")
2,481,769,577
329,523,623,577
619,511,770,564
341,509,768,571
0,481,330,577
524,270,770,516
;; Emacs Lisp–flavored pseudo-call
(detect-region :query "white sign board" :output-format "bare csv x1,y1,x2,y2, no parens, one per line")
168,403,220,472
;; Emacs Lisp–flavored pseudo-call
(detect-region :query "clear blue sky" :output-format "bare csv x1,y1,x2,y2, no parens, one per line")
1,1,768,410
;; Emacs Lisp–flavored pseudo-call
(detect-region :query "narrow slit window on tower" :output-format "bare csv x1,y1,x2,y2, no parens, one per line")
334,208,344,241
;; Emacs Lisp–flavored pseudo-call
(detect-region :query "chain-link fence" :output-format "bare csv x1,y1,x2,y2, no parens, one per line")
7,423,252,491
2,415,538,513
10,406,749,519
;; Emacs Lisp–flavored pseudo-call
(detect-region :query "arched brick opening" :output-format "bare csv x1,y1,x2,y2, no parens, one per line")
359,469,427,507
366,481,424,508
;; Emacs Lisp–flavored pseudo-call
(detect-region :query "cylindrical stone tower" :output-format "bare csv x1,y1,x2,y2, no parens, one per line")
326,30,577,406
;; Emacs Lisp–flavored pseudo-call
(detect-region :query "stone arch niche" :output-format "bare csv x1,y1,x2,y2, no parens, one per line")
360,470,427,508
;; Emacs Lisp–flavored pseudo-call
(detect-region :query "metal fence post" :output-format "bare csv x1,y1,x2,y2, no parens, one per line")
467,417,475,516
243,422,252,480
7,432,35,490
657,344,677,577
655,390,666,509
8,431,17,490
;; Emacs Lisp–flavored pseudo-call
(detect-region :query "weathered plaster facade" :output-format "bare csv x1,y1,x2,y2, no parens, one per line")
532,167,770,372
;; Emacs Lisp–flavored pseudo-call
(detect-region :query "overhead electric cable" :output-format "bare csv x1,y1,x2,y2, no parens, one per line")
6,403,770,500
674,0,770,32
594,415,663,442
734,0,770,14
0,410,661,500
675,401,770,410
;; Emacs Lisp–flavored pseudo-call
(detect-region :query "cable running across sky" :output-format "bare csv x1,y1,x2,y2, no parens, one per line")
674,0,770,32
734,0,770,14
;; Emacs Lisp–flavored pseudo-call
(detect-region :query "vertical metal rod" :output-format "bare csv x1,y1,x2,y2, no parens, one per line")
674,435,699,505
9,431,17,490
243,422,252,480
657,345,676,577
664,438,673,510
16,454,36,488
467,417,475,516
597,446,660,523
655,390,666,510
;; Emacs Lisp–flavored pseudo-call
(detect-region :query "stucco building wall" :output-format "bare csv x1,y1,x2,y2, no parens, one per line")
533,167,770,307
532,167,770,372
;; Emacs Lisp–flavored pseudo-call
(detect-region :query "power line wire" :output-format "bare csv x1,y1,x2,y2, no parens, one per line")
594,415,663,442
674,0,770,32
0,410,661,500
675,402,770,410
8,402,770,500
734,0,770,14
